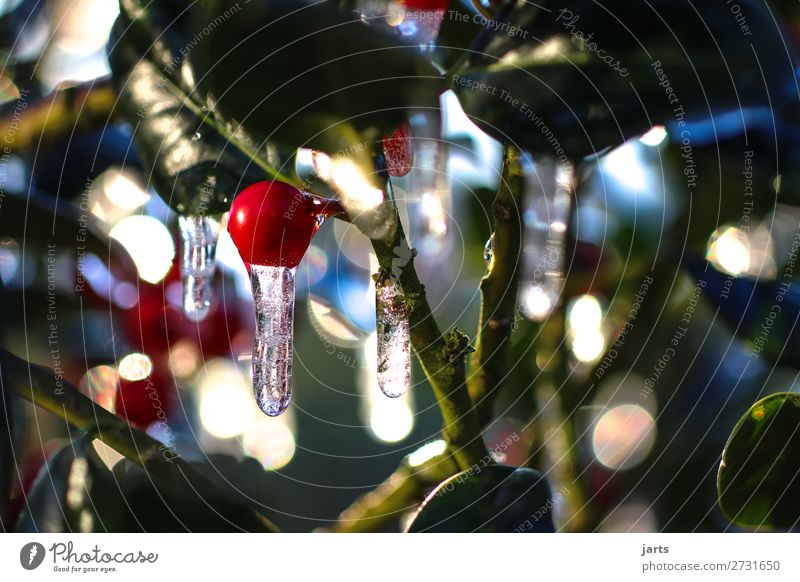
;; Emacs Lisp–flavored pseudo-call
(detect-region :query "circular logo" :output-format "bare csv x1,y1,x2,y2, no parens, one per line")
19,542,46,570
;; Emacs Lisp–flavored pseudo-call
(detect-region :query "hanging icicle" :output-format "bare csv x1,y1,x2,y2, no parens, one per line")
250,264,296,416
519,156,574,321
375,269,411,398
178,215,221,322
406,109,451,259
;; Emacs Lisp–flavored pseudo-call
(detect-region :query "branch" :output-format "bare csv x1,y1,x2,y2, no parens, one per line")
468,145,525,426
0,349,278,532
329,447,458,533
371,220,488,471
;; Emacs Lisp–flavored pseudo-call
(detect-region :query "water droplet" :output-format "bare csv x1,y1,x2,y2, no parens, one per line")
178,215,221,321
192,132,201,141
250,264,296,416
484,234,494,267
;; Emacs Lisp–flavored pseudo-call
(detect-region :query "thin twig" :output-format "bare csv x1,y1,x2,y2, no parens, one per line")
371,219,488,471
468,145,525,426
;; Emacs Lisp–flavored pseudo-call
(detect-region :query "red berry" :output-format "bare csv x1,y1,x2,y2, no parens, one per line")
402,0,450,10
383,122,414,177
228,181,321,269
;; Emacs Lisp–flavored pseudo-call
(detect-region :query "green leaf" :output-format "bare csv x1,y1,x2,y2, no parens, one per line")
0,349,279,532
109,454,276,532
451,0,797,158
109,0,296,215
190,0,445,154
0,189,130,261
718,393,800,529
407,464,555,532
15,436,129,532
109,0,445,216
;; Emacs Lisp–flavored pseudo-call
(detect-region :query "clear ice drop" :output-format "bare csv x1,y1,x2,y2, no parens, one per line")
519,157,574,321
178,215,221,322
484,233,495,268
375,273,411,398
250,264,296,416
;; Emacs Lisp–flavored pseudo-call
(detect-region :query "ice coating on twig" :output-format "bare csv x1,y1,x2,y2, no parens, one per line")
375,271,411,398
519,157,574,321
251,264,295,416
178,215,221,321
484,233,494,267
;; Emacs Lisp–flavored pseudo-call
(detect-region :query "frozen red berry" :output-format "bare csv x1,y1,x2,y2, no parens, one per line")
228,181,321,269
383,122,414,177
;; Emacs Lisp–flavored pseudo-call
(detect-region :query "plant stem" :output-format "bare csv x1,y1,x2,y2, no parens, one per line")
468,145,525,426
371,221,488,471
328,450,458,533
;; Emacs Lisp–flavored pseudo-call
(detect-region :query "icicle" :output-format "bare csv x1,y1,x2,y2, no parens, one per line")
250,264,296,416
178,215,221,322
407,110,451,259
519,156,574,321
375,271,411,398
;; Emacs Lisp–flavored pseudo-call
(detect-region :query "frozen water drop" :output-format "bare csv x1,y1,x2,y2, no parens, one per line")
484,234,495,267
375,273,411,398
178,215,221,322
251,264,295,416
192,132,201,141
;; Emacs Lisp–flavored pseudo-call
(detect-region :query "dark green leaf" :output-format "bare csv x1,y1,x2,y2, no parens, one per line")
0,189,131,262
109,0,445,216
109,454,275,532
718,393,800,529
0,349,279,531
15,436,129,533
190,0,445,154
109,0,295,215
452,0,797,159
407,464,555,532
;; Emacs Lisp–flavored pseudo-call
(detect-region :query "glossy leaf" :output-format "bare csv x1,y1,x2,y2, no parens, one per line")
109,0,293,215
15,436,129,533
407,464,555,532
0,349,278,532
451,0,798,159
718,393,800,529
191,0,445,154
109,455,276,532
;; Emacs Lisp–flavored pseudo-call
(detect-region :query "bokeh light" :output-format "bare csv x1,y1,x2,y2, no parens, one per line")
707,226,750,276
198,360,255,439
360,332,414,443
639,125,668,146
118,353,153,382
592,404,656,470
109,215,175,283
